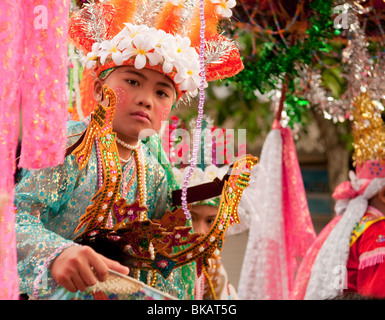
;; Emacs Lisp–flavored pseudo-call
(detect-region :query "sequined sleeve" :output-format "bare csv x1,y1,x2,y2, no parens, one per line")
15,155,82,297
15,121,87,298
146,164,174,220
15,121,185,299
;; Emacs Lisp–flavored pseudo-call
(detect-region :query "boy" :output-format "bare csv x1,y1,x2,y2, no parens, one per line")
167,115,239,300
15,0,243,299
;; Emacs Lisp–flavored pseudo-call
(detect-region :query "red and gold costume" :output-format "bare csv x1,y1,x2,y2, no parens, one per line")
346,206,385,297
294,92,385,300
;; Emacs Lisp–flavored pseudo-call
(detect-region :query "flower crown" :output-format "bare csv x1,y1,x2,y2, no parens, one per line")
69,0,243,101
84,23,203,96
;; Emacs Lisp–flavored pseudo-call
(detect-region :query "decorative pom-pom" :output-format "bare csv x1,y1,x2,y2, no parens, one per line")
188,0,219,47
155,1,183,35
108,0,137,37
68,3,115,54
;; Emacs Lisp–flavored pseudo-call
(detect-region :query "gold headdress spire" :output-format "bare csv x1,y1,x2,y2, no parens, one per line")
352,92,385,167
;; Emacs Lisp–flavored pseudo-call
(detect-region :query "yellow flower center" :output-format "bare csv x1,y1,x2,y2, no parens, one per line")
137,49,146,55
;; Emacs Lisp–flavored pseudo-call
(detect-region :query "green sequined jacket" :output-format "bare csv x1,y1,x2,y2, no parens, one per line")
15,119,195,300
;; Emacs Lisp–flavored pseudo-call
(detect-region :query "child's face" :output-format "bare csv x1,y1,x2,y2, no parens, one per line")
96,66,176,143
191,204,218,235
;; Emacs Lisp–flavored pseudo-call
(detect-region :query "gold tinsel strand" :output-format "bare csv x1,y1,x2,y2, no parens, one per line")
352,91,385,166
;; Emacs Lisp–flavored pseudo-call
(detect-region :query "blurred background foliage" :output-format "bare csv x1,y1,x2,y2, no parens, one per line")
175,0,385,145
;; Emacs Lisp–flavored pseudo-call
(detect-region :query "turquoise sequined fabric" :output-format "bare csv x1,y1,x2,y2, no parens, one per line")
15,119,195,299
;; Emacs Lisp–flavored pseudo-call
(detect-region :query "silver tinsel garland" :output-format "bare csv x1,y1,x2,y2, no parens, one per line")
305,0,385,123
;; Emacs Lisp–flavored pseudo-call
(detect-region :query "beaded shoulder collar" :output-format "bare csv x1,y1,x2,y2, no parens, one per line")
70,85,258,283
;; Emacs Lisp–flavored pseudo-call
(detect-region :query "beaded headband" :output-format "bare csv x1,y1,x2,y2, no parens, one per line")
69,0,244,102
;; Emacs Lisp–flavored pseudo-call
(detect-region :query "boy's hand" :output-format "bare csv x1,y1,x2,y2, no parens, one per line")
49,245,129,293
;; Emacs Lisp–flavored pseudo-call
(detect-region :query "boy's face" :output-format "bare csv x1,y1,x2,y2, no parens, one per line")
191,204,218,235
95,66,176,144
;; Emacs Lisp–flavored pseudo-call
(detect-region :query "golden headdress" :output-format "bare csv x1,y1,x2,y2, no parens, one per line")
351,92,385,179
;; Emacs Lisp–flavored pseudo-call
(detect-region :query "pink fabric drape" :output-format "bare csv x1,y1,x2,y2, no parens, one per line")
0,0,69,299
238,125,316,299
293,215,342,300
280,126,317,299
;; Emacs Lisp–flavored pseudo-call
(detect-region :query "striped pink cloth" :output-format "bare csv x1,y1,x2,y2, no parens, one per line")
0,0,69,299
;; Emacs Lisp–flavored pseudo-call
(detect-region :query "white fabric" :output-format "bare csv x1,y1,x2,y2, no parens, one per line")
304,177,385,300
237,129,289,299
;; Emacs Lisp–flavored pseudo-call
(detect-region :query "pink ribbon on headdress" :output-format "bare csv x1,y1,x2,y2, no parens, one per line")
331,160,385,202
0,0,70,299
332,173,371,201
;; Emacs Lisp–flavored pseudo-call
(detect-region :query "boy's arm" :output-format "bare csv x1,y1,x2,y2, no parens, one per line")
15,159,80,298
15,153,129,298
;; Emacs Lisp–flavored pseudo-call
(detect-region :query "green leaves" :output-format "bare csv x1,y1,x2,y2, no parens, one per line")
219,0,336,127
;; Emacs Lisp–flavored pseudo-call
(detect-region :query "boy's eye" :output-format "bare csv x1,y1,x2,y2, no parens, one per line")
157,90,170,98
125,79,139,86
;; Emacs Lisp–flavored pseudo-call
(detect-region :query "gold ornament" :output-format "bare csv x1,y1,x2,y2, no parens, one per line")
351,91,385,167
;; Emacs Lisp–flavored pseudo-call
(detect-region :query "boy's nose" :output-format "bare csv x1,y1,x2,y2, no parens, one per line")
193,221,208,235
138,99,151,108
135,92,153,109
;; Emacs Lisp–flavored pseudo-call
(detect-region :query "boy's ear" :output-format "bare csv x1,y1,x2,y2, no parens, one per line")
378,185,385,204
93,79,103,101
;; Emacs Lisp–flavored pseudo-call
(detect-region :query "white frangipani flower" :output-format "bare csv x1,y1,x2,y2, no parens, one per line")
154,29,174,50
83,42,100,69
172,164,230,188
162,35,198,70
172,167,184,184
153,30,176,72
121,23,150,40
175,36,197,59
204,164,228,182
99,37,125,65
175,59,205,92
168,0,184,6
162,56,175,74
122,33,162,69
178,167,205,187
211,0,236,18
86,24,206,94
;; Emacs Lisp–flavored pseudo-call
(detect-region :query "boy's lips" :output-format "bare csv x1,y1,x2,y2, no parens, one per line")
130,111,151,122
